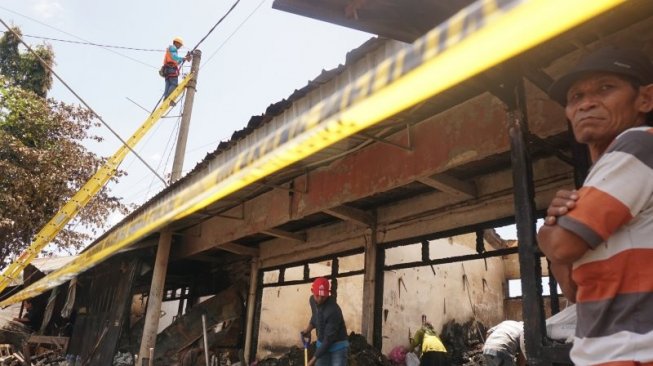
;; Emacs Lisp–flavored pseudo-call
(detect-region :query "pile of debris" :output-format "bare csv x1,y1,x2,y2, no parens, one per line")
257,333,392,366
439,319,486,365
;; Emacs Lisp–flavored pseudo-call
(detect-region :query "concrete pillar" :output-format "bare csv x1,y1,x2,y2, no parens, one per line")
170,49,202,183
361,227,378,344
138,230,172,363
243,257,260,364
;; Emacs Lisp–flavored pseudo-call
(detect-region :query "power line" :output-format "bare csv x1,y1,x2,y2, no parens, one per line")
0,19,168,185
23,34,163,52
0,6,158,69
202,0,266,69
188,0,242,54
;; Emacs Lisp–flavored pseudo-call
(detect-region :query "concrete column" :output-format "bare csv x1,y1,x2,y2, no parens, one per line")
243,257,260,364
170,49,202,183
137,50,201,363
138,230,172,363
361,227,378,344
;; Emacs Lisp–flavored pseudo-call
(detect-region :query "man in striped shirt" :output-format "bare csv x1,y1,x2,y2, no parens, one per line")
538,46,653,365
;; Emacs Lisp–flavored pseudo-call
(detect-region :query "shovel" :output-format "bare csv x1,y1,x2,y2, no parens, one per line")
300,332,311,366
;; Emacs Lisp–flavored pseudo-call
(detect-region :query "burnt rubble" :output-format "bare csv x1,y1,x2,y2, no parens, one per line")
439,319,486,366
257,333,392,366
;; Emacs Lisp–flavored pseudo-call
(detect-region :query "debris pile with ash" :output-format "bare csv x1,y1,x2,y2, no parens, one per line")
257,346,307,366
257,333,393,366
439,319,486,365
348,333,393,366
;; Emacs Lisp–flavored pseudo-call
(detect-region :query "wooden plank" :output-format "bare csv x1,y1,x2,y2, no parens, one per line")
153,286,243,363
27,335,69,350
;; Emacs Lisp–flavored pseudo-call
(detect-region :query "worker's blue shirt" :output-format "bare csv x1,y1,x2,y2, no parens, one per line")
168,45,184,63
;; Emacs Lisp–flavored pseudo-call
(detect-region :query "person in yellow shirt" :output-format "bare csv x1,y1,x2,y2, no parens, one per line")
409,320,449,366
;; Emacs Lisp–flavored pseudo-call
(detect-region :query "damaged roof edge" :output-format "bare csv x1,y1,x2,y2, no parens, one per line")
83,36,386,253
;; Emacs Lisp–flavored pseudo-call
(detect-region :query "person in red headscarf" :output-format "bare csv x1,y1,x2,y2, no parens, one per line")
301,277,349,366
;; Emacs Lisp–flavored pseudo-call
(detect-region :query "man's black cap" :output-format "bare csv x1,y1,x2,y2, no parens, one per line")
548,46,653,105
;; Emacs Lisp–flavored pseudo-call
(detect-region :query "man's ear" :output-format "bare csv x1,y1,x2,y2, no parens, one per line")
638,83,653,113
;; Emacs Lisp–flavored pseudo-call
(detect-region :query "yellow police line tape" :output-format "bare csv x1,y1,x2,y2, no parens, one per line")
0,0,624,305
0,73,193,295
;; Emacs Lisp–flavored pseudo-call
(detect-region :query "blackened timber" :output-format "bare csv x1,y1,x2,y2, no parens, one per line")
507,78,548,364
381,216,518,250
383,247,517,271
372,247,385,350
260,270,365,288
421,240,429,261
331,258,339,298
547,260,560,315
261,248,363,272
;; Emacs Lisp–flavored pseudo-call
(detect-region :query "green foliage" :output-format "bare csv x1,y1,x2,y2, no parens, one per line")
0,28,128,262
0,27,53,97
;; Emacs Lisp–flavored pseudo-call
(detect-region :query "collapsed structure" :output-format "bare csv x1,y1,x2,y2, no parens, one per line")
2,1,653,365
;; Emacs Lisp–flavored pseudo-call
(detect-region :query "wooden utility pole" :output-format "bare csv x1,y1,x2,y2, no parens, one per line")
138,50,201,364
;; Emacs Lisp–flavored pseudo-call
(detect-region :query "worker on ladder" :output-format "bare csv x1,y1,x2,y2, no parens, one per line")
162,36,192,106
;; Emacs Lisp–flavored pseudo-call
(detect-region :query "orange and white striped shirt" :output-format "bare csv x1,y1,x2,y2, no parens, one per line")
557,126,653,365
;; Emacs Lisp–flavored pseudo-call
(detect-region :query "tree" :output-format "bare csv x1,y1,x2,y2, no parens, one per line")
0,27,53,97
0,28,128,263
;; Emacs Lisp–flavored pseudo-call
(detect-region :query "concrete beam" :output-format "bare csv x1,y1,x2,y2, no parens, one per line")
189,255,223,263
261,229,306,243
172,236,259,260
417,173,477,199
258,156,573,268
323,205,375,227
174,87,566,260
216,242,260,257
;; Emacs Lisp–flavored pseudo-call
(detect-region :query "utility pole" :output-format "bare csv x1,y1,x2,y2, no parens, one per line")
171,49,202,182
138,49,202,365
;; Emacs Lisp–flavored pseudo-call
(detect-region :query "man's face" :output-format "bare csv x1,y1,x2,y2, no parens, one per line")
313,293,328,304
173,41,182,49
565,72,649,147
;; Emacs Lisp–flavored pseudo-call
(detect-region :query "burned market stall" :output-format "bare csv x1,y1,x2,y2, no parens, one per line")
3,1,653,366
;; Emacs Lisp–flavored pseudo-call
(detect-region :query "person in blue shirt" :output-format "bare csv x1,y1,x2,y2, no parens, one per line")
162,37,191,105
301,277,350,366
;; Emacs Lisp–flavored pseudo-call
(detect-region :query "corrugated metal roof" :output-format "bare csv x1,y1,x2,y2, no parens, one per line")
84,37,387,251
272,0,476,43
29,256,76,274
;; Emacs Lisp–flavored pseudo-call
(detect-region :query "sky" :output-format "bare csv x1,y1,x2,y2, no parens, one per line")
0,0,373,234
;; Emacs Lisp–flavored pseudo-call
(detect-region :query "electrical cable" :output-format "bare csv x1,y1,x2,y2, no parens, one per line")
202,0,266,69
144,114,181,199
161,0,264,161
23,34,163,52
187,0,241,54
0,19,168,185
162,104,184,174
0,6,158,69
